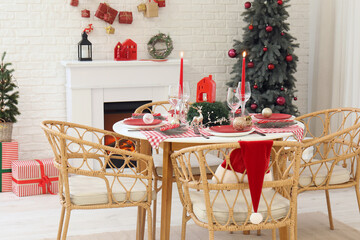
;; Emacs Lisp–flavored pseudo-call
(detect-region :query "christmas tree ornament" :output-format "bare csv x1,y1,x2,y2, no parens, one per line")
278,0,283,5
78,31,92,61
248,24,254,30
266,25,273,32
253,83,258,89
251,103,258,110
276,96,286,105
286,54,293,62
83,24,93,34
145,1,159,18
263,46,268,52
245,2,251,9
232,116,252,131
137,3,146,12
247,61,254,68
196,75,216,103
147,33,173,59
262,108,272,118
228,49,237,58
81,9,90,18
281,32,285,36
95,3,118,24
143,113,154,124
119,11,133,24
281,86,284,91
70,0,79,7
105,25,115,34
268,63,275,70
294,97,298,101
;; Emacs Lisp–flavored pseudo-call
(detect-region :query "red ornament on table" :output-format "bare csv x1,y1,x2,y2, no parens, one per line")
263,46,268,52
278,0,283,5
196,75,216,103
253,84,258,89
268,63,275,70
294,97,298,101
245,2,251,8
286,54,293,62
251,103,258,110
247,61,254,68
70,0,79,7
266,25,273,32
249,24,254,30
228,49,237,58
81,9,90,18
276,96,286,105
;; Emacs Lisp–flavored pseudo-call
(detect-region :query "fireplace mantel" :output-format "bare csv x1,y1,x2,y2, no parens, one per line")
61,60,180,130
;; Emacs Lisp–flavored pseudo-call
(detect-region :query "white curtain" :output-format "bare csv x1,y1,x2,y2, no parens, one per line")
310,0,360,111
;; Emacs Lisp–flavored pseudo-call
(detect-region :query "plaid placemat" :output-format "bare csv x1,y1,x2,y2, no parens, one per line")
141,126,211,149
253,124,304,141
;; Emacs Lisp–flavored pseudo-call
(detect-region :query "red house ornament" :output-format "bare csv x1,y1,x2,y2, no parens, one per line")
114,39,137,61
196,75,216,103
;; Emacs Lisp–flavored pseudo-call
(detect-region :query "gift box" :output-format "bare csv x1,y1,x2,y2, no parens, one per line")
119,11,133,24
95,3,118,24
0,141,18,192
12,159,59,197
145,2,159,18
81,9,90,18
70,0,79,7
156,0,166,7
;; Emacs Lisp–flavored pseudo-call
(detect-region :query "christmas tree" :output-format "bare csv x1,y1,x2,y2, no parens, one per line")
227,0,299,116
0,52,20,122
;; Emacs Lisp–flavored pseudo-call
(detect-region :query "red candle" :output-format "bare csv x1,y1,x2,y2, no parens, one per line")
241,51,246,99
179,52,184,97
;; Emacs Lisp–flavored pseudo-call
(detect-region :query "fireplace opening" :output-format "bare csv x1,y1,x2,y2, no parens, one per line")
104,100,151,168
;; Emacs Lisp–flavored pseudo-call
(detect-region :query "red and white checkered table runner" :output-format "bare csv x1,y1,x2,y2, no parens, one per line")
253,125,304,141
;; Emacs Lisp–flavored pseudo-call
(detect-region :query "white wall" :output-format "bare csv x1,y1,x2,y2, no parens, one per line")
0,0,309,160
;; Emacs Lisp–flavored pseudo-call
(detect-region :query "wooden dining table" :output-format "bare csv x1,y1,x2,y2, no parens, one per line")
113,120,302,240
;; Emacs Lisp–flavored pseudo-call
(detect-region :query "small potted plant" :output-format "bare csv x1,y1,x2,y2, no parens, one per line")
0,52,20,142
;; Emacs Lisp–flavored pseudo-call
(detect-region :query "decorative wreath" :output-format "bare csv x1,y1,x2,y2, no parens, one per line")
147,33,173,59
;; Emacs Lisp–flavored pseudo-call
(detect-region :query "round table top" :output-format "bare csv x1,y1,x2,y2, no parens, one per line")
113,120,303,144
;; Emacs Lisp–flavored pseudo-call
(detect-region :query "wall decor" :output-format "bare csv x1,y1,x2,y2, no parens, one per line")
119,11,133,24
95,2,118,24
147,33,173,59
114,39,137,61
105,25,115,34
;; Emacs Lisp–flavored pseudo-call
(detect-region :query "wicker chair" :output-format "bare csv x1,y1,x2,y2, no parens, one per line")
171,141,302,240
295,108,360,230
41,120,157,240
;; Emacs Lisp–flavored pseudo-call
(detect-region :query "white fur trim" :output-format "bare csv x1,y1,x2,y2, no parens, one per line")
250,212,263,224
212,165,273,184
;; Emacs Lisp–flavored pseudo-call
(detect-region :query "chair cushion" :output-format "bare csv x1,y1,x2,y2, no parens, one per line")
68,175,156,206
190,189,289,225
153,148,222,176
299,163,351,187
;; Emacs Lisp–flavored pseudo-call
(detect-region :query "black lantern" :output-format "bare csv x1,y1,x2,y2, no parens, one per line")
78,31,92,61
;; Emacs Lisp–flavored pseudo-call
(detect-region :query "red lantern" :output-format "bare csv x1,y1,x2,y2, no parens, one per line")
196,75,216,103
245,2,251,8
266,25,273,32
249,24,254,30
247,61,254,68
268,63,275,70
286,55,293,62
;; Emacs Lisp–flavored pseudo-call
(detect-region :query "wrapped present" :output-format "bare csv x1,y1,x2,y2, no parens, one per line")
137,3,146,12
12,159,58,197
70,0,79,7
155,0,166,7
0,141,18,192
145,1,158,18
119,11,133,24
81,9,90,18
95,2,118,24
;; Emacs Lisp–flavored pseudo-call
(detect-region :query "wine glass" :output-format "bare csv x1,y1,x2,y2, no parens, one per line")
237,82,251,116
168,84,181,124
179,82,190,124
227,87,241,121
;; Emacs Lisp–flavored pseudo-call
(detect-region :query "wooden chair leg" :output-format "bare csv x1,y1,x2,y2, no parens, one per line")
147,207,153,240
355,184,360,212
57,206,65,240
136,206,146,240
272,229,277,240
181,208,187,240
208,230,214,240
257,230,261,236
152,200,157,240
61,209,71,240
325,190,335,230
243,230,250,235
279,226,288,240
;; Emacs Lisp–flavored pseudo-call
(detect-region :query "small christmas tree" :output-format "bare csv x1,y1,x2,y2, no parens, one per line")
0,52,20,122
227,0,299,116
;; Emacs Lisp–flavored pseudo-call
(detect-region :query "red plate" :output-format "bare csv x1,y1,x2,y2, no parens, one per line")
209,125,252,133
123,118,162,126
254,113,292,120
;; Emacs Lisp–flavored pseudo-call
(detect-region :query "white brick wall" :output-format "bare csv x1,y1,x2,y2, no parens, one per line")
0,0,309,160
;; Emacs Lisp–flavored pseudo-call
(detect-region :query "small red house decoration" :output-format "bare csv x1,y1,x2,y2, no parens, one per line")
196,75,216,103
114,39,137,61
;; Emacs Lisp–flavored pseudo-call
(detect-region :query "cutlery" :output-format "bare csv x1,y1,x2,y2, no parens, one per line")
253,130,266,136
193,126,210,139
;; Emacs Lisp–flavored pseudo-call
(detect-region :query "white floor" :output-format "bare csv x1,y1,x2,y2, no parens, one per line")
1,184,359,240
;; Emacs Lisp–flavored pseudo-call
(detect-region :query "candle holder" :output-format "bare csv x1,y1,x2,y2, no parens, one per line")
237,82,251,117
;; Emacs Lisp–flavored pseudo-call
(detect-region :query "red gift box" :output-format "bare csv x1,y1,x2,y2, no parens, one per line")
81,9,90,18
0,141,18,192
119,11,133,24
12,159,59,197
70,0,79,7
155,0,166,7
95,3,118,24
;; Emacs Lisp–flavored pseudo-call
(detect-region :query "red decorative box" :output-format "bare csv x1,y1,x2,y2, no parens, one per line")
70,0,79,7
156,0,166,7
0,141,18,192
119,11,133,24
95,3,118,24
81,9,90,18
12,159,59,197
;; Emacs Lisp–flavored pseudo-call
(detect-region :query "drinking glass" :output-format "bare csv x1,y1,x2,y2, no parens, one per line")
168,84,181,124
227,87,241,121
179,82,190,124
237,82,251,116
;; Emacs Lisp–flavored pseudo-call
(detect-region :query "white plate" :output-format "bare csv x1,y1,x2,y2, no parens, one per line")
207,128,255,137
120,120,165,130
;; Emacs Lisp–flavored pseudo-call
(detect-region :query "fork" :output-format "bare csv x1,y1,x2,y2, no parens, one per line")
193,126,210,139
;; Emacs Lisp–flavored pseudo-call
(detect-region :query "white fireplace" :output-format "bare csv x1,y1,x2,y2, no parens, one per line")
61,60,180,130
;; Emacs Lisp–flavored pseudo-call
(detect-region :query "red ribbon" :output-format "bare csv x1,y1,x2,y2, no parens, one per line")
12,159,58,195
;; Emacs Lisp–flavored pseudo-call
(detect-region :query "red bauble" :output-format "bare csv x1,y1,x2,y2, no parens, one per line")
249,24,254,30
278,0,283,5
294,97,298,101
268,63,275,70
276,96,286,105
251,103,258,110
281,32,285,36
266,25,273,32
245,2,251,8
286,55,293,62
263,47,268,52
247,61,254,68
228,49,237,58
281,87,284,91
253,84,258,89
